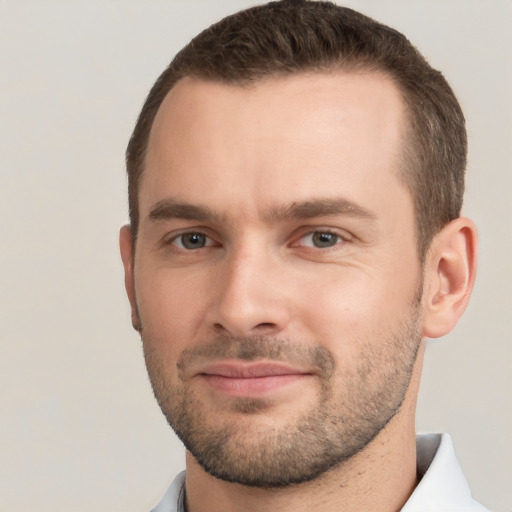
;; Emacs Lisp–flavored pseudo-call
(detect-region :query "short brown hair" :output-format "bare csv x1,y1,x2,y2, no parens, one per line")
126,0,467,259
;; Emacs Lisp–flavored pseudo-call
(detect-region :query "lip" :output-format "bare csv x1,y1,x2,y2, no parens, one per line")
196,361,312,397
200,361,309,378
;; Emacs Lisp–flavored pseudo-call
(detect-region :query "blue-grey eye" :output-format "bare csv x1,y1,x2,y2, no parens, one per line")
176,233,208,250
310,231,340,248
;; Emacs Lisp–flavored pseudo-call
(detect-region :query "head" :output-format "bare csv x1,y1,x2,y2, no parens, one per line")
120,0,476,489
126,0,467,261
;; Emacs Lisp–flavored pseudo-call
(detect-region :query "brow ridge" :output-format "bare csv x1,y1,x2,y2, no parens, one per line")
149,199,220,222
147,197,376,223
264,198,377,222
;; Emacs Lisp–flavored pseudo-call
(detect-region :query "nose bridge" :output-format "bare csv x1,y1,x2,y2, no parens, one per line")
211,237,289,337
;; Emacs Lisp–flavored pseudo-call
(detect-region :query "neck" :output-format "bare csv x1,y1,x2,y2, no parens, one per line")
185,344,425,512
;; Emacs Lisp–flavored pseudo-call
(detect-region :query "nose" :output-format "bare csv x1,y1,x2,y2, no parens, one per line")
208,245,292,338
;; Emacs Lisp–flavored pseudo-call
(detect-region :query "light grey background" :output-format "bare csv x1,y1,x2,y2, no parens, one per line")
0,1,510,511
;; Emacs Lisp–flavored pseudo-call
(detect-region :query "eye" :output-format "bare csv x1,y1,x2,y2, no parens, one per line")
172,232,213,250
299,231,344,248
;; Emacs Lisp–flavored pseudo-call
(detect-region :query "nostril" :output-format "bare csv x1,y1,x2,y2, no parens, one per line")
255,322,275,330
213,322,228,333
252,322,280,336
213,321,278,336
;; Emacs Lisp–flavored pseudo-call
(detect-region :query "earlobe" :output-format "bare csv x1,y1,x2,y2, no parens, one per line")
119,225,142,332
422,217,478,339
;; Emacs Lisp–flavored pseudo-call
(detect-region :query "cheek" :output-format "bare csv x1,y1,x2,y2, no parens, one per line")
295,264,420,351
135,267,209,352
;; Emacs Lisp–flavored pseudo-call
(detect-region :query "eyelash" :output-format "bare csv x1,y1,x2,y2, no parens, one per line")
167,231,217,250
165,228,349,251
293,229,347,249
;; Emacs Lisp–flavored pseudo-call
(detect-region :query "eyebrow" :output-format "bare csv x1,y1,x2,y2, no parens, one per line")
148,197,376,223
149,199,221,222
264,198,377,222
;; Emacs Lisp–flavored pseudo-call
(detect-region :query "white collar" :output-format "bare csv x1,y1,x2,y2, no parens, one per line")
403,433,488,511
151,434,489,512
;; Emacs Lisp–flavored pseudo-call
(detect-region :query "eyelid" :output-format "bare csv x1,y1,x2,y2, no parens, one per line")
162,228,219,248
159,225,353,250
290,227,352,248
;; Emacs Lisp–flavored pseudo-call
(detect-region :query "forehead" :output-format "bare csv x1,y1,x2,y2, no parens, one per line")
141,71,409,221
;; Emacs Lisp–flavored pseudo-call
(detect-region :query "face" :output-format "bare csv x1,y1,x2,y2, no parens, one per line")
122,72,424,486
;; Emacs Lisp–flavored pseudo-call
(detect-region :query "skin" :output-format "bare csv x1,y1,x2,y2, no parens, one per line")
120,72,477,512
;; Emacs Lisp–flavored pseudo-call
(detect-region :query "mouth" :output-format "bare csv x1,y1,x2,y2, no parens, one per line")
196,361,313,397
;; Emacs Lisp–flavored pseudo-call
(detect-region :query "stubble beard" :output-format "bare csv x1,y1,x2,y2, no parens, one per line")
141,301,423,488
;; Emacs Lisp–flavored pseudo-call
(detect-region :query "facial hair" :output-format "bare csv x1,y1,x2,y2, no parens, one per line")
141,303,422,488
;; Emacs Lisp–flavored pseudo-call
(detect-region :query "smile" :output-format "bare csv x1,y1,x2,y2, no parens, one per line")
197,361,312,397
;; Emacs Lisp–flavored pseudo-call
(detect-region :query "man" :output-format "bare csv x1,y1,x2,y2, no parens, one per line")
120,1,485,510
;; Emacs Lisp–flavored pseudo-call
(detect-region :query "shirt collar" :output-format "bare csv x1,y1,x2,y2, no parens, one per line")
151,434,487,512
402,433,487,511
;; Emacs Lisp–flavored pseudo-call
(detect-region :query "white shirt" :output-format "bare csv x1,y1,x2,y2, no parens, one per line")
150,433,489,512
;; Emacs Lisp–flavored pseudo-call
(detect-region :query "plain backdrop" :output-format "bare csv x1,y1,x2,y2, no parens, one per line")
0,1,510,511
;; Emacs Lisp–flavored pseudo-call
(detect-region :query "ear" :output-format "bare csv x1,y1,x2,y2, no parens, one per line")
422,217,478,339
119,224,142,332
